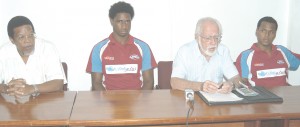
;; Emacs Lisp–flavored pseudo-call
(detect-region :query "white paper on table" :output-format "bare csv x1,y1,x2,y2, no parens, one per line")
199,91,243,102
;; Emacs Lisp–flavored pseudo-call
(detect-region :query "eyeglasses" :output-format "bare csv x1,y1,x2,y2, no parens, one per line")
15,33,36,42
200,35,222,42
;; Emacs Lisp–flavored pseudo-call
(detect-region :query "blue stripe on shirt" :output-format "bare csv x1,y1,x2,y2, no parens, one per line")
134,38,152,71
240,49,253,78
91,39,109,72
276,45,300,70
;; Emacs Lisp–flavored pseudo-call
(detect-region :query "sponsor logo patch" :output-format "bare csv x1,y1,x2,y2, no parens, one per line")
105,64,138,74
104,56,114,60
257,68,286,79
254,63,264,66
277,60,285,64
129,54,140,60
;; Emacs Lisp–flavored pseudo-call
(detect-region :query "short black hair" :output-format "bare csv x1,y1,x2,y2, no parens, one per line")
7,16,35,38
109,1,134,19
257,16,278,30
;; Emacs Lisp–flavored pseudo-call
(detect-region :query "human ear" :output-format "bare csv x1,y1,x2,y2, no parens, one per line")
9,38,15,44
109,18,114,26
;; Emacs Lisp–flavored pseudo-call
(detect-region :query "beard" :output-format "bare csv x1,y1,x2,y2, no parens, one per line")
23,48,35,56
17,46,35,56
199,42,217,56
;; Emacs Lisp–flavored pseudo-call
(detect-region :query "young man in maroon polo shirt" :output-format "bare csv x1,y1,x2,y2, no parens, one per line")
86,1,157,90
236,16,300,87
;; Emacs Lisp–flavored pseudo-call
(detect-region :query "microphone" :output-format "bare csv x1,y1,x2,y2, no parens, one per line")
185,89,194,127
185,89,194,101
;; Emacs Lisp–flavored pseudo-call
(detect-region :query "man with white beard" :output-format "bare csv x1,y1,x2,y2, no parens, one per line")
171,17,239,94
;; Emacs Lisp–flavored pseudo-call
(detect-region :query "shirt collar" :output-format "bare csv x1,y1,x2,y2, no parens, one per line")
251,43,277,53
108,33,134,45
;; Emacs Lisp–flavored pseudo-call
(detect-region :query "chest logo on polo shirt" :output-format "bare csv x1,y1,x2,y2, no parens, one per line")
254,63,264,66
105,64,138,74
104,56,114,60
129,54,140,60
256,68,286,79
277,60,285,64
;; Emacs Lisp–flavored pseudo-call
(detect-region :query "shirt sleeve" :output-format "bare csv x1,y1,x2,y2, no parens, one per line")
277,45,300,70
171,46,188,79
140,43,157,71
43,42,67,83
86,43,104,73
235,53,243,77
221,46,238,79
292,52,300,59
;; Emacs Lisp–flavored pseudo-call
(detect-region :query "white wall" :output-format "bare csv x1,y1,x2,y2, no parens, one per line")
287,0,300,86
0,0,298,90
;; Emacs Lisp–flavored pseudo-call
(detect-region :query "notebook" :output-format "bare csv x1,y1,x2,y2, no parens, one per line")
196,86,283,106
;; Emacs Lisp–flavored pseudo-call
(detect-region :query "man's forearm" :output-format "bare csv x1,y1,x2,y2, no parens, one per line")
170,77,203,91
142,80,154,90
228,75,242,88
38,79,64,93
92,82,106,91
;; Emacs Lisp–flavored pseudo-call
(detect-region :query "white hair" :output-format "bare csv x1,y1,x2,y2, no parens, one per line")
195,17,223,37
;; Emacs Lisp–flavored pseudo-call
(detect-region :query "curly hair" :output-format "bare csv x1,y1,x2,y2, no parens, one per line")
109,1,134,19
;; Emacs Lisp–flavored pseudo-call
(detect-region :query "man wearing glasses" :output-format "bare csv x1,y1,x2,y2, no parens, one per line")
171,17,239,93
0,16,66,99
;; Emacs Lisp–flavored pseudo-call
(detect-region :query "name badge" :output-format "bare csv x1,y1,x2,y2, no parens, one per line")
105,64,138,74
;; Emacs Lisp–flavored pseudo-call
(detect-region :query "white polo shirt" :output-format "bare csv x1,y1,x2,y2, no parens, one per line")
171,40,238,83
0,38,66,85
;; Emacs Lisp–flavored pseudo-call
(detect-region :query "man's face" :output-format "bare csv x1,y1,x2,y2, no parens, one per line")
10,25,35,56
197,21,221,57
110,12,131,38
256,21,277,47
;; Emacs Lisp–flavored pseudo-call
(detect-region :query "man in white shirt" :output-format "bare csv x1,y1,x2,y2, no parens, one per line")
171,17,239,93
0,16,66,98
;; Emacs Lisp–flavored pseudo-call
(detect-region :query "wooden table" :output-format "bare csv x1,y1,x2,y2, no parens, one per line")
0,91,76,126
69,86,300,127
266,86,300,127
1,86,299,127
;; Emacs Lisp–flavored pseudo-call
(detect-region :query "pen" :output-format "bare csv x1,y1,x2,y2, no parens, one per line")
218,83,223,89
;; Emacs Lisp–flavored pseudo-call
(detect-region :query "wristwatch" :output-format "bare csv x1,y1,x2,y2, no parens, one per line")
32,85,40,97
